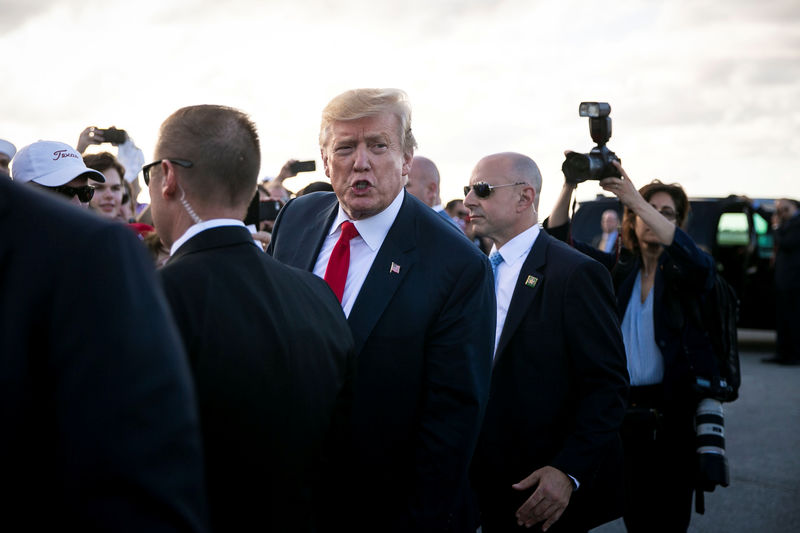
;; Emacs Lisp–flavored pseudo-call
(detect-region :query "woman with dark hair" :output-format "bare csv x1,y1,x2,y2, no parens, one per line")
546,162,716,532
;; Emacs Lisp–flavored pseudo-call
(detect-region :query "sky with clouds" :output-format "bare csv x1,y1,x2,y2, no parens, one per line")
2,0,798,214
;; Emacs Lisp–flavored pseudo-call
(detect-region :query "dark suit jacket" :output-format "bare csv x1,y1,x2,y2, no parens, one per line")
471,230,629,532
775,213,800,290
268,191,495,532
160,225,355,532
0,179,208,532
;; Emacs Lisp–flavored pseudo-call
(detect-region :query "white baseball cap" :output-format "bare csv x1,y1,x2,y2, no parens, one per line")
0,139,15,159
11,140,105,186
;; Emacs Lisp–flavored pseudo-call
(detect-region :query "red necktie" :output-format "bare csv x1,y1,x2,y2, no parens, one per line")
324,221,359,302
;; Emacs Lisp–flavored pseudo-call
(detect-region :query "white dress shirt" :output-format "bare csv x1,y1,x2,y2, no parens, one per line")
491,224,540,356
170,219,247,256
313,191,404,318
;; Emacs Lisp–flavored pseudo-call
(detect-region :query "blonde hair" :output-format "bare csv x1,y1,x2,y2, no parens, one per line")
319,88,417,155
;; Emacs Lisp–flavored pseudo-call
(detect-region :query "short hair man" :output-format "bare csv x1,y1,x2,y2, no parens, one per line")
0,138,15,175
11,140,105,207
147,104,355,531
0,177,208,531
466,152,629,532
593,209,620,252
269,89,495,531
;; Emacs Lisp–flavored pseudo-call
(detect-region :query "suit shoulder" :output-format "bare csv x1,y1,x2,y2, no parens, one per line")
410,198,484,260
281,191,337,218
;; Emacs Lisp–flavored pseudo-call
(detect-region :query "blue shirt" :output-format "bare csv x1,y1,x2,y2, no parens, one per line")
621,271,665,386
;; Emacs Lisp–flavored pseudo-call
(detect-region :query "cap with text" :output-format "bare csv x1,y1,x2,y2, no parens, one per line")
11,140,105,186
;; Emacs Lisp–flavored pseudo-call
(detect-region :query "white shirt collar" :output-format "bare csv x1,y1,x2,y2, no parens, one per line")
329,189,405,252
491,223,541,267
432,203,445,212
170,218,246,256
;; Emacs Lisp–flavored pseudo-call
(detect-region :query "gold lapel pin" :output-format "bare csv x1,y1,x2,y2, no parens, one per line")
525,275,539,288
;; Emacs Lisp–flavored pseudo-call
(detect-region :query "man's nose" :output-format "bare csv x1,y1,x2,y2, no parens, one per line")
353,144,370,171
463,188,477,207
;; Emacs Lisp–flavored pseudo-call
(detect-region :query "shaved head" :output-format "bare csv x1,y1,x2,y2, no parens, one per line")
406,155,441,207
475,152,542,208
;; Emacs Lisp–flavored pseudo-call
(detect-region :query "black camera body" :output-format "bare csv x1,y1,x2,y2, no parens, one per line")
562,102,621,184
100,127,127,145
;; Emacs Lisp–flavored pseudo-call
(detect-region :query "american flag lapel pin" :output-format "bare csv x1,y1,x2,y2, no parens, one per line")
525,275,539,288
390,262,401,274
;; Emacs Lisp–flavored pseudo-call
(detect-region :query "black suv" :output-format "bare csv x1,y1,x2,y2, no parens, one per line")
568,195,776,329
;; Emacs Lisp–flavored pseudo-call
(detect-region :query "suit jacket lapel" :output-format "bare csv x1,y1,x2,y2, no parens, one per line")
290,196,339,271
494,230,550,363
166,225,254,265
347,193,418,355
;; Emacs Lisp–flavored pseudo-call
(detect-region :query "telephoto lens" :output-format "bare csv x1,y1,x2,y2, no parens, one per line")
695,398,730,491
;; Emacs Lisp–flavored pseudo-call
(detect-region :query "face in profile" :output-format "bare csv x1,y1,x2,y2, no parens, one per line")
322,112,411,220
464,155,528,246
90,167,124,219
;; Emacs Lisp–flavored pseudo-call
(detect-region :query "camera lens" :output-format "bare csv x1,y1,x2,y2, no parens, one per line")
695,398,729,490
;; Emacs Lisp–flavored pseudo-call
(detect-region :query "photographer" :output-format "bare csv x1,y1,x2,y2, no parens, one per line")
545,162,716,532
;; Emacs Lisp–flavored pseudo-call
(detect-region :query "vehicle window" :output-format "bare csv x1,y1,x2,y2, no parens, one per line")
754,212,774,259
717,212,749,246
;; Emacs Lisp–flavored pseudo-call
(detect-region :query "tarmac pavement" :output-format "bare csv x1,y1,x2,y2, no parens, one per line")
592,329,800,533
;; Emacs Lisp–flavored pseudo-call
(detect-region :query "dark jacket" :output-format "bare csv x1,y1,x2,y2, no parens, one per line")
0,180,208,532
546,221,716,407
269,191,495,532
161,225,355,532
774,213,800,290
471,231,629,532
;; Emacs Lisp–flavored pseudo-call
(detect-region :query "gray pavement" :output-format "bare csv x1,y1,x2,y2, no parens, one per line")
592,329,800,533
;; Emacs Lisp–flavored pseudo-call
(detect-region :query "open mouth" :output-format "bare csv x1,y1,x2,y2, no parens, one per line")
352,180,372,193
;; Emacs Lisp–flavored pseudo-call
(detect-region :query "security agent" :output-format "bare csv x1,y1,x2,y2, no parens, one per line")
467,152,629,532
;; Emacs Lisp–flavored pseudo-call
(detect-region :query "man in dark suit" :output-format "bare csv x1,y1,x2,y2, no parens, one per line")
767,198,800,365
465,152,629,532
147,104,355,531
0,178,208,532
268,89,495,532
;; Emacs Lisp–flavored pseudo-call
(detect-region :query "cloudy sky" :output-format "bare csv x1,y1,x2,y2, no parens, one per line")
2,0,798,215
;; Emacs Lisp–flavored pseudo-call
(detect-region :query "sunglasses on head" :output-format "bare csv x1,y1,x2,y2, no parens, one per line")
464,181,526,198
53,184,95,203
141,159,194,186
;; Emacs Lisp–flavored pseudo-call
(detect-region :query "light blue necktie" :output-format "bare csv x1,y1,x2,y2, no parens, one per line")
489,251,504,279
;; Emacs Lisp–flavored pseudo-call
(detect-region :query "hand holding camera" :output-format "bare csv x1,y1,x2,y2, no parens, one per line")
562,102,621,184
77,126,128,153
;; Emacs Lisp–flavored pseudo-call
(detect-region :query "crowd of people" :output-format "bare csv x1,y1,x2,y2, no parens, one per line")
1,88,798,533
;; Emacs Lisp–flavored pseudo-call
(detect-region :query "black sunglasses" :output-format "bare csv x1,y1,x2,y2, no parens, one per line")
142,159,193,186
464,181,526,198
53,184,95,203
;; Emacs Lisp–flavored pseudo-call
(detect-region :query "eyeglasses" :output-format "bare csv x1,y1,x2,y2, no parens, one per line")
53,184,95,203
464,181,526,198
142,159,193,186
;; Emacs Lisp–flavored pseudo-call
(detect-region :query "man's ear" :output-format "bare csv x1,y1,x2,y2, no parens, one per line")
160,160,180,200
321,148,331,179
518,185,536,212
401,151,413,176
